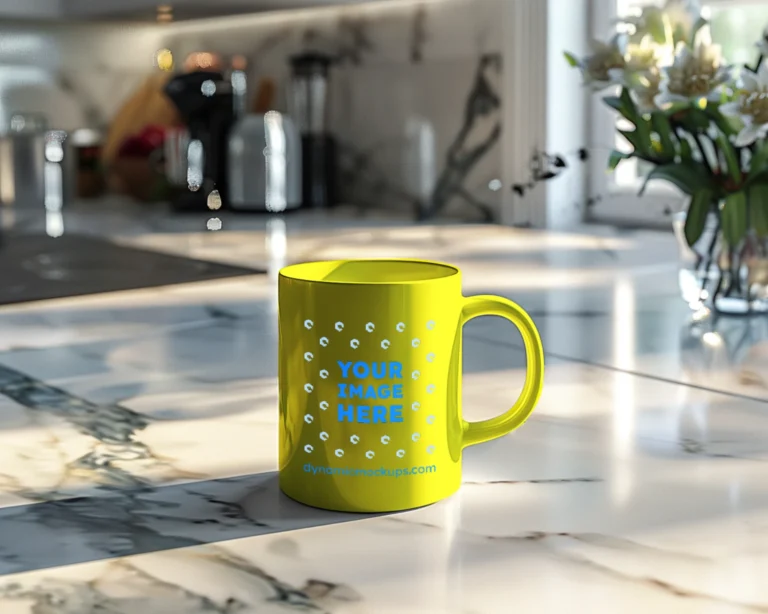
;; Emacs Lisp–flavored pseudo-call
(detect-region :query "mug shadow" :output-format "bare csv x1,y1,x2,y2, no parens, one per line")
0,471,393,578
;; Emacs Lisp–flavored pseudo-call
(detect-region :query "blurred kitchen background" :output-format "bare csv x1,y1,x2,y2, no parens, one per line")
0,0,570,236
0,0,759,235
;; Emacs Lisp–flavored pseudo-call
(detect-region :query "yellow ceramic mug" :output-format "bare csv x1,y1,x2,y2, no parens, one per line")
278,259,544,512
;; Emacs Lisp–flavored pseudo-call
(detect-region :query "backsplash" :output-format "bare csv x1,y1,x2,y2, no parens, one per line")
160,0,504,220
0,0,505,220
0,21,163,132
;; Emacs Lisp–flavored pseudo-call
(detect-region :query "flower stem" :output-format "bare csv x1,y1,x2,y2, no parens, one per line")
700,216,721,295
693,133,717,176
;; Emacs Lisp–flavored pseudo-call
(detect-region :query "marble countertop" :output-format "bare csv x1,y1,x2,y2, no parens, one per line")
0,202,767,613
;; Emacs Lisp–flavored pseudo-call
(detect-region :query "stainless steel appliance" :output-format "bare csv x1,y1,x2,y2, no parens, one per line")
163,126,190,188
0,114,73,233
164,71,235,211
227,59,302,212
288,52,338,209
228,112,302,212
0,113,47,209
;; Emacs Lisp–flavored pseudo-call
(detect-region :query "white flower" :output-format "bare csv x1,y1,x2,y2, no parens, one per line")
720,63,768,146
654,42,731,107
570,34,629,91
631,69,664,113
622,0,702,46
758,26,768,57
625,40,662,74
607,40,663,112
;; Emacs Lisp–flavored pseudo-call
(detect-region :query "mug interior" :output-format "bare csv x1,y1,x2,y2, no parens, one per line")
280,259,459,284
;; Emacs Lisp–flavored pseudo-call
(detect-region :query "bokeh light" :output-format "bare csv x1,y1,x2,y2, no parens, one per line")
155,48,174,72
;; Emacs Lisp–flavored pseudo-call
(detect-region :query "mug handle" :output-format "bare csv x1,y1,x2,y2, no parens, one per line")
460,295,545,448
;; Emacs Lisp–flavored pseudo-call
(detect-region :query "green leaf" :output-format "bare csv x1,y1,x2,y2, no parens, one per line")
603,91,646,126
651,111,676,159
564,51,580,68
721,191,748,247
665,101,692,117
750,183,768,237
679,108,712,133
684,188,714,246
646,10,667,44
603,96,623,113
619,129,651,156
690,17,708,46
705,107,738,137
750,141,768,175
717,133,742,185
639,161,712,197
608,150,631,171
673,23,688,47
678,136,693,162
619,87,640,123
636,118,653,151
615,89,652,155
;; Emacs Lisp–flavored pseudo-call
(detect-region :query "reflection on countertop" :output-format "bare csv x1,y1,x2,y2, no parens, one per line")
0,201,767,612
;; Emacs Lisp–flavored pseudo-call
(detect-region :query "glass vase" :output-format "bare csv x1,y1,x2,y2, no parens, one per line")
673,211,768,315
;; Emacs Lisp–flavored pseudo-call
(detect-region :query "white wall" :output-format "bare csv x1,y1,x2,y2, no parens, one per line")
0,0,60,19
0,21,164,131
161,0,505,220
0,0,589,227
545,0,589,229
499,0,589,229
64,0,400,18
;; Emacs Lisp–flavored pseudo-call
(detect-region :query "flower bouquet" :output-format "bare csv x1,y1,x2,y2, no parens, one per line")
565,0,768,313
110,125,173,203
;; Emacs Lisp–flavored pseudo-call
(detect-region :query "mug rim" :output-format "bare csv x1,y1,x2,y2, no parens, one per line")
279,258,460,285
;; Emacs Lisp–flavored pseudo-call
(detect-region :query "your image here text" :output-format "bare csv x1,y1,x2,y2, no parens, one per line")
336,360,406,424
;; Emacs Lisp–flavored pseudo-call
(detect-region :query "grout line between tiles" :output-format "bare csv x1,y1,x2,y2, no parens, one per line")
464,332,768,406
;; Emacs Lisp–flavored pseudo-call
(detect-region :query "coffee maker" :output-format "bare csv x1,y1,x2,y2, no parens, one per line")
288,53,338,209
164,71,235,211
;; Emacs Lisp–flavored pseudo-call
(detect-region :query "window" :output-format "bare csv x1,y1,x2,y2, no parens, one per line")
589,0,767,224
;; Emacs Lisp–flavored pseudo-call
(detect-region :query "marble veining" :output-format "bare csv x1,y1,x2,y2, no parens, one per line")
410,5,428,63
157,0,505,220
425,53,502,222
0,207,767,611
